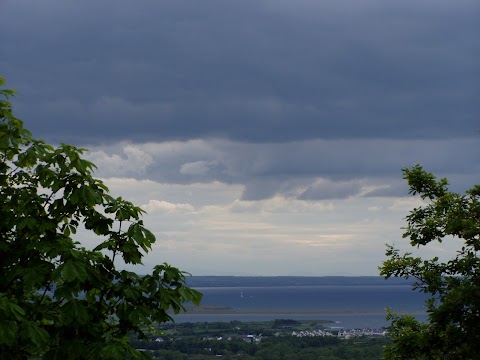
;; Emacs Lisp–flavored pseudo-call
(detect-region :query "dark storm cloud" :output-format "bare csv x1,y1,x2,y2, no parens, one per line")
1,0,479,144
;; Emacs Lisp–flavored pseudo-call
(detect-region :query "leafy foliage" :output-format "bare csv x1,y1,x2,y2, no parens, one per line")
380,165,480,359
0,77,202,359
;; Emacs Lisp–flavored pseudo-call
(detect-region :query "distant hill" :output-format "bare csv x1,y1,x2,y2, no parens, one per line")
185,276,412,287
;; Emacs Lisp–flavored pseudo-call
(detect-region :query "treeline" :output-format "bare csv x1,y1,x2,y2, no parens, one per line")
185,276,411,287
132,336,387,359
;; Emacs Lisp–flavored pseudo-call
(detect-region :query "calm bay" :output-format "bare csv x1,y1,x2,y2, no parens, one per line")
173,284,429,329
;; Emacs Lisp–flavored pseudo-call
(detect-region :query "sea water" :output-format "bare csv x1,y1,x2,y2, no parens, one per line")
172,285,429,329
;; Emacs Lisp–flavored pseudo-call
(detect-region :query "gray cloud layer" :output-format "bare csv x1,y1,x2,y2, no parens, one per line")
1,0,479,144
85,137,479,200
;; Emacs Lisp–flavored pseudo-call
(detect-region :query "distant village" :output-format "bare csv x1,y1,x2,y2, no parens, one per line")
291,328,388,339
154,327,388,344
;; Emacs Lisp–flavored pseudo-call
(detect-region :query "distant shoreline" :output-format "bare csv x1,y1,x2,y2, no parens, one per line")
183,305,426,316
186,276,414,288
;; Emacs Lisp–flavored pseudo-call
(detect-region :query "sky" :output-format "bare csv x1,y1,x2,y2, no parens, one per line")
1,0,479,276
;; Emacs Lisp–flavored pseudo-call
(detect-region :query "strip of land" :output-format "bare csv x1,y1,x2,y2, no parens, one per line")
183,305,426,315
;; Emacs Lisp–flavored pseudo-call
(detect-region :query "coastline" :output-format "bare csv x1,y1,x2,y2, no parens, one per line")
174,306,429,328
183,305,426,316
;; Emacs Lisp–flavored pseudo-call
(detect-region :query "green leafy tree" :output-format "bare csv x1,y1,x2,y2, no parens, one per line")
0,77,202,359
380,165,480,359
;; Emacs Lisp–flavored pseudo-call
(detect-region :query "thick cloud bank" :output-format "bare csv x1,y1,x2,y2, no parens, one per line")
1,0,479,144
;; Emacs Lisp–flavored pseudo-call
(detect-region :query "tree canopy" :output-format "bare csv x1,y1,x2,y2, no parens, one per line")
0,77,202,359
380,165,480,359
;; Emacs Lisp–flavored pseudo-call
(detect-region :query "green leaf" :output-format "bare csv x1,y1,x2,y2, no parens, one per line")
62,299,89,325
179,287,203,305
17,217,37,231
80,185,101,207
115,207,131,221
21,321,50,347
0,295,26,320
72,158,95,174
127,223,156,251
99,343,127,360
62,260,88,283
0,320,18,345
